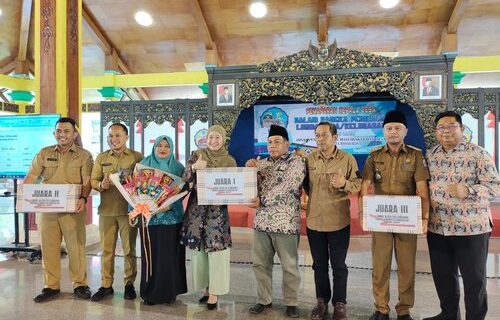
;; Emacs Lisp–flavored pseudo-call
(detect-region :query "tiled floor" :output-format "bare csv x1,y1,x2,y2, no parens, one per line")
1,228,499,320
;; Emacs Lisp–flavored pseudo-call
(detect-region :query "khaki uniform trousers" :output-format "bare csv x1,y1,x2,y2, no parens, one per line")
39,212,87,289
252,230,300,306
372,232,417,315
99,215,138,287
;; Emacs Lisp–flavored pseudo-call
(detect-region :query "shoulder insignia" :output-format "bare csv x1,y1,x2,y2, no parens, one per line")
407,145,422,152
369,146,383,153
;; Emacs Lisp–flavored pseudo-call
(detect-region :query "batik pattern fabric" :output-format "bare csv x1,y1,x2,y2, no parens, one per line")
180,151,233,252
254,153,306,235
427,141,500,236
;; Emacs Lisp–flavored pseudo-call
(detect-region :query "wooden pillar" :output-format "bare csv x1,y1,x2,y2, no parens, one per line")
35,0,82,125
66,0,81,122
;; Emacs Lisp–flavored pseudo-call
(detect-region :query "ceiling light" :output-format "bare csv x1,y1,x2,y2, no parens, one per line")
249,2,267,18
134,11,153,27
379,0,399,9
0,8,3,16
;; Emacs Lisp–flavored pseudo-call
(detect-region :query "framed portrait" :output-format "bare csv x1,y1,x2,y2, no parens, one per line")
216,83,235,106
417,73,445,102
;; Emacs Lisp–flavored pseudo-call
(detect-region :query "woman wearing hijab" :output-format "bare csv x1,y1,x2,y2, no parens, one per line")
180,125,237,310
139,135,187,305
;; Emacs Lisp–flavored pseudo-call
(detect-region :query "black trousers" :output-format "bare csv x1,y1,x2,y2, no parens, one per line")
307,225,350,304
427,232,490,320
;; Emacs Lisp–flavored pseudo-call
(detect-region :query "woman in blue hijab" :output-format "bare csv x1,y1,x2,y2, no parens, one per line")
139,135,187,305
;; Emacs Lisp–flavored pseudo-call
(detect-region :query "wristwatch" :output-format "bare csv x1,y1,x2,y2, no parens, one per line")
79,196,87,203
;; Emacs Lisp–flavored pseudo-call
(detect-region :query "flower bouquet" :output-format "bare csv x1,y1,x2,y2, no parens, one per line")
109,163,187,227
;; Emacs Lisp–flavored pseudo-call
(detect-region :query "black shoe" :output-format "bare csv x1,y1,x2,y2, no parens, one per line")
143,300,155,305
199,295,209,303
423,314,447,320
124,284,137,300
73,286,91,299
286,306,300,318
33,288,60,303
90,287,114,302
397,315,414,320
249,303,272,314
369,311,390,320
207,301,218,310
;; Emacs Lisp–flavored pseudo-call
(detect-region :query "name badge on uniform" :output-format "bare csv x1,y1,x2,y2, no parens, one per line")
402,158,411,170
47,158,57,162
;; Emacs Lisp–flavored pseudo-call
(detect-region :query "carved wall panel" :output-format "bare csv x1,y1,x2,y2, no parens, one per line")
210,43,453,149
259,47,392,73
454,105,479,119
212,108,240,145
414,104,447,148
238,72,415,109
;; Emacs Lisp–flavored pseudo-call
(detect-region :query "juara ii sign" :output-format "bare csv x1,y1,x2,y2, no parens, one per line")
17,184,81,213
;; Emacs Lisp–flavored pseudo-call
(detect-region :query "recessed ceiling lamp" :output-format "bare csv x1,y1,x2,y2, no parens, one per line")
379,0,399,9
249,2,267,18
134,11,153,27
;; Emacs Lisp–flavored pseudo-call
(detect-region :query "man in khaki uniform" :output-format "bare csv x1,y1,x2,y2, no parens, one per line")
90,123,143,301
306,122,361,320
25,117,94,303
360,110,430,320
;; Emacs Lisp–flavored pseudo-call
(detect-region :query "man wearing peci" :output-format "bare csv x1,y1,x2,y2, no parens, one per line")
422,78,439,97
246,124,306,318
25,117,94,303
360,110,430,320
218,86,232,104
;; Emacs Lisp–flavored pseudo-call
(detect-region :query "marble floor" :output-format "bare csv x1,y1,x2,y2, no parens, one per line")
1,228,500,320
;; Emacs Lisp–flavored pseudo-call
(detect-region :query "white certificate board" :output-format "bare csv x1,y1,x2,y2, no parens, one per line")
362,195,422,234
196,167,257,205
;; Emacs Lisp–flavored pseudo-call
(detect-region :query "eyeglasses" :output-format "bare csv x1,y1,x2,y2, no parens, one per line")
435,124,461,131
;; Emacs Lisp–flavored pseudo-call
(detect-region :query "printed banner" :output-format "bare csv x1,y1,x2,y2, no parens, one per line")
362,195,422,234
253,101,395,155
17,184,81,212
196,167,257,205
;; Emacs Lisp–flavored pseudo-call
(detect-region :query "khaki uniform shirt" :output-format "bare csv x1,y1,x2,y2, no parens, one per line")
91,148,143,216
306,148,361,232
362,144,430,218
29,144,93,185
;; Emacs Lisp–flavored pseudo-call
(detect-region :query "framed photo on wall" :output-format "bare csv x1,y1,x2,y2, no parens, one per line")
216,83,235,106
417,73,445,102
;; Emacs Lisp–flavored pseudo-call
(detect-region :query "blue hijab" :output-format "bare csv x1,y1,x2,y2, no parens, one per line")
140,135,184,177
139,135,185,225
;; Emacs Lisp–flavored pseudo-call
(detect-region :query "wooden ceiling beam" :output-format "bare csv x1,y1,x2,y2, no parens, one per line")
436,30,457,54
116,59,150,100
318,0,328,43
82,3,112,54
18,0,33,63
448,0,467,34
0,58,17,75
436,0,464,54
82,3,149,100
188,0,222,66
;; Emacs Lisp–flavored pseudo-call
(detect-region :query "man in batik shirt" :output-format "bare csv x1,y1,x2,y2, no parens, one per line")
246,124,306,318
424,111,500,320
